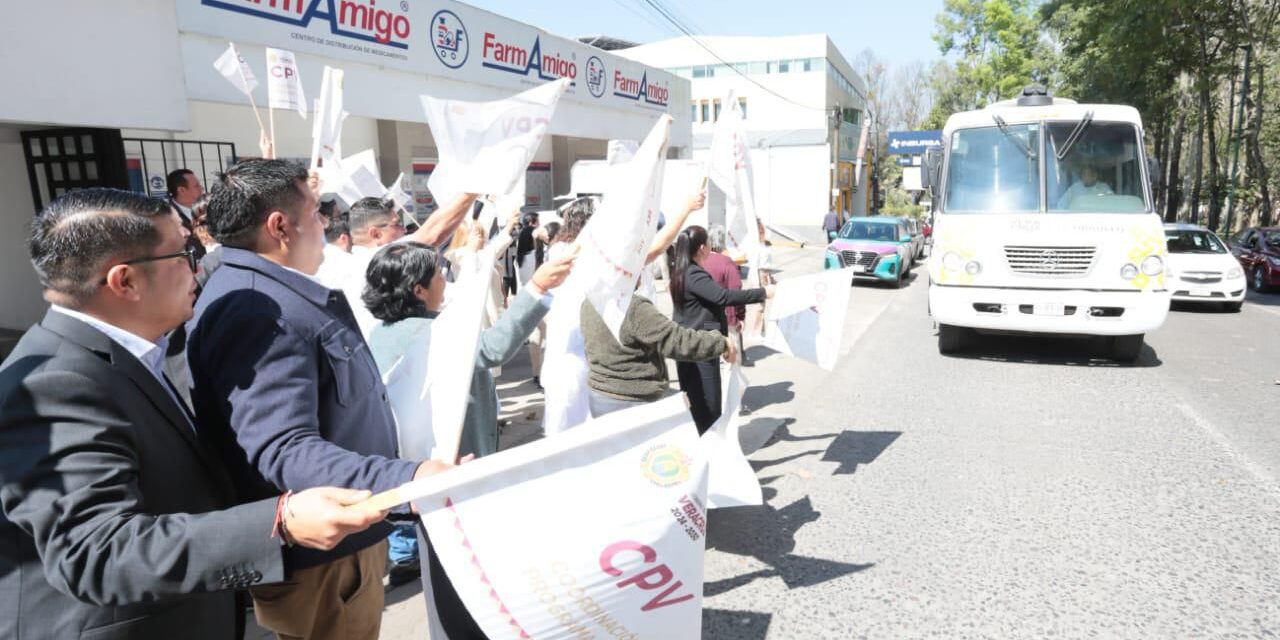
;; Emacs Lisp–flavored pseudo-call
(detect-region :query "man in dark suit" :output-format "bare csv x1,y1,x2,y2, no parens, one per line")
0,189,398,640
167,168,204,228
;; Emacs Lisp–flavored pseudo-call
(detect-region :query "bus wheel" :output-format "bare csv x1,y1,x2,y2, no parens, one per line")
1110,334,1144,363
938,324,967,354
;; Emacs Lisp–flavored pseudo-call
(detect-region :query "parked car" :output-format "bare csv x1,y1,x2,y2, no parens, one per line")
1227,226,1280,293
825,217,914,287
1164,224,1246,311
886,216,925,263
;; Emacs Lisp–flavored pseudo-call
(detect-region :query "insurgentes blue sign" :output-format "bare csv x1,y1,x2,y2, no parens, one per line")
887,130,943,155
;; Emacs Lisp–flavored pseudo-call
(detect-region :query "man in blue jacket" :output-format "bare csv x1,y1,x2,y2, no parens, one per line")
186,160,472,639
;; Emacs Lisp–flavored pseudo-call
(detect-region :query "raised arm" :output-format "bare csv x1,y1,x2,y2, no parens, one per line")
646,179,707,265
408,192,480,246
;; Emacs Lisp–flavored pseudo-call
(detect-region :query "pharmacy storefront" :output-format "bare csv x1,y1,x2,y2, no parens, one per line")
0,0,689,335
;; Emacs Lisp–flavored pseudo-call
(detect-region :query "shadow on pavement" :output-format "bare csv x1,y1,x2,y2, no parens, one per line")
384,577,424,607
702,608,772,640
1245,290,1280,307
940,330,1164,368
705,481,874,597
822,431,902,475
742,381,795,413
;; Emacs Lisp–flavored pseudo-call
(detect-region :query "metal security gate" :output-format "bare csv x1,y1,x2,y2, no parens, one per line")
20,130,238,211
21,128,130,211
121,138,238,199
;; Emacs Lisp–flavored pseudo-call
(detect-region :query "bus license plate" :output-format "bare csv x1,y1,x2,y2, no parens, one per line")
1033,302,1065,316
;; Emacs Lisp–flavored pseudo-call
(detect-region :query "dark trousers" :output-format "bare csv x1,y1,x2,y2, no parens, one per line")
676,360,721,435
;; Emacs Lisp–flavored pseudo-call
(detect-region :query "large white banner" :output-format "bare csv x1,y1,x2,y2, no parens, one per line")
421,79,568,206
408,395,708,640
765,268,855,371
265,47,307,118
707,90,759,255
572,115,671,340
704,365,762,509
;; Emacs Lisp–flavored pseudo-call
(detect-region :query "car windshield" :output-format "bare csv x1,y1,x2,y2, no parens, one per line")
1165,229,1227,254
1047,122,1148,213
840,221,899,242
944,123,1041,213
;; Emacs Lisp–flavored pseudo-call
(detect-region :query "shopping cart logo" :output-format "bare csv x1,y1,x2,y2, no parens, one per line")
430,9,468,69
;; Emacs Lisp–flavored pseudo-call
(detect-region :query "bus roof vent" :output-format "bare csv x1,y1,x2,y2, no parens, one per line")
1017,84,1053,107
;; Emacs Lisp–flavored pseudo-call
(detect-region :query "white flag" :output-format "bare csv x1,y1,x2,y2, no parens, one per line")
765,268,855,371
708,90,759,255
310,66,345,170
265,47,306,118
420,79,568,205
383,246,499,463
571,115,671,340
213,42,257,95
406,395,708,639
704,365,762,508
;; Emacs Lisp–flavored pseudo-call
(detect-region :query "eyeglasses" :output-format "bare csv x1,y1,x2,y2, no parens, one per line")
119,242,200,274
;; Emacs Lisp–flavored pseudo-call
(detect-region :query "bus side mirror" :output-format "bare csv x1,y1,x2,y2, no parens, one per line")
1147,156,1162,202
923,148,942,200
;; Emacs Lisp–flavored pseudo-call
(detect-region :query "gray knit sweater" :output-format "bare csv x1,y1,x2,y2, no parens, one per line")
581,295,725,402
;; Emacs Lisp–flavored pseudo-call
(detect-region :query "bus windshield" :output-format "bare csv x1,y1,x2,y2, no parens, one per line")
1047,122,1147,213
944,123,1041,213
943,120,1150,214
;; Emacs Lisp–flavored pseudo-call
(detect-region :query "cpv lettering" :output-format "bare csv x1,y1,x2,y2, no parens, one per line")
482,33,578,83
598,541,694,612
501,116,550,137
612,71,669,106
201,0,411,49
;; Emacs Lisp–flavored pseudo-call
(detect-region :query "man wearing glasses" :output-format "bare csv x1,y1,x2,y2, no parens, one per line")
0,189,390,639
316,196,407,335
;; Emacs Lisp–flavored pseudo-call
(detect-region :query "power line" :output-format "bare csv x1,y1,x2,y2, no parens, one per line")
634,0,836,113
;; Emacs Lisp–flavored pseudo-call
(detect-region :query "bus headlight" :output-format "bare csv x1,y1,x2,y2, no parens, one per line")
942,251,964,272
1120,264,1139,280
964,260,982,275
1227,266,1243,279
1140,255,1164,276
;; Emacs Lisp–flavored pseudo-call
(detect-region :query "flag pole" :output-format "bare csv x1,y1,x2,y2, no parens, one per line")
268,106,277,159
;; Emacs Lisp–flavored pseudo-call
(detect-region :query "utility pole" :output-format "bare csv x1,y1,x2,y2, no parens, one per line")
1224,45,1251,234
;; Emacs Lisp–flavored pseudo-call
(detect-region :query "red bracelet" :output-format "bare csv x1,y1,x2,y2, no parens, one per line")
271,491,293,543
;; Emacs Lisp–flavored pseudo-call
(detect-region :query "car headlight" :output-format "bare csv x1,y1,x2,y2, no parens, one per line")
1120,263,1139,280
964,260,982,275
1140,255,1164,276
1227,266,1243,279
942,251,964,272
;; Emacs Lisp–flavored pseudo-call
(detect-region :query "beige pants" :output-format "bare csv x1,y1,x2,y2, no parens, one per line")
529,320,546,378
250,541,387,640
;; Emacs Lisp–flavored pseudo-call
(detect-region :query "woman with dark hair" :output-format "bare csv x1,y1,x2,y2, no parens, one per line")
362,240,572,639
669,225,771,433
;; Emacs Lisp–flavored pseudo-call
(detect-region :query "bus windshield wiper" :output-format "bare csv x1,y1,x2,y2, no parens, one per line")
1055,110,1094,161
992,115,1035,159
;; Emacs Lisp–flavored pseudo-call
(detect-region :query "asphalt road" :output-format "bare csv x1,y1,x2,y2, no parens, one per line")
700,248,1280,639
281,244,1280,639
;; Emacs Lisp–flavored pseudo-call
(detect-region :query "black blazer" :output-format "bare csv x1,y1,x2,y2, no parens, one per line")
673,264,767,335
0,311,285,640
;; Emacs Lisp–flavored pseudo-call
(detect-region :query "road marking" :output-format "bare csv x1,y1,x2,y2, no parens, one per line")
1175,402,1280,504
1251,304,1280,317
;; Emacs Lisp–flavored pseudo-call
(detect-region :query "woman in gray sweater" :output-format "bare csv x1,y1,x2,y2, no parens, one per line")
581,293,737,418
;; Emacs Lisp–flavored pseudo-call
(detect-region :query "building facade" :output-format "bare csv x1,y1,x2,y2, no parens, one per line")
617,35,869,237
0,0,690,334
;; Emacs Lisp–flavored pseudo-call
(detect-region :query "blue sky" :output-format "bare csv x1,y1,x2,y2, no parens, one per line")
467,0,949,68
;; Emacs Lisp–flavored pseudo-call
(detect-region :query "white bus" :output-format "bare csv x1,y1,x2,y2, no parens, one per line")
922,86,1171,362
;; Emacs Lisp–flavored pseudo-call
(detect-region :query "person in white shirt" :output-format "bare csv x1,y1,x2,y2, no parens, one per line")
1056,164,1114,210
